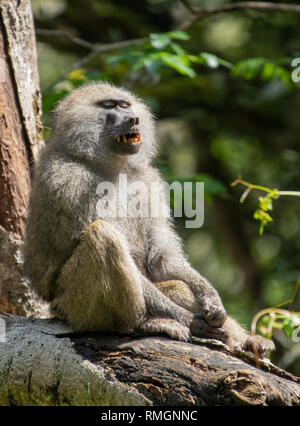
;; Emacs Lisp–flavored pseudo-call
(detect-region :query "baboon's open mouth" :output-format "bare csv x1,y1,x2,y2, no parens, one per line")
116,133,141,144
114,132,141,155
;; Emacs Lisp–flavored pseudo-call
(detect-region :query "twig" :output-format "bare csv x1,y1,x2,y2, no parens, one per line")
231,177,300,202
37,28,148,55
180,0,201,13
36,29,95,50
179,1,300,30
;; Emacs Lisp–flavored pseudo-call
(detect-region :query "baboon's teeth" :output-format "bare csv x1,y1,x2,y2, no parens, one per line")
127,133,141,143
116,133,141,144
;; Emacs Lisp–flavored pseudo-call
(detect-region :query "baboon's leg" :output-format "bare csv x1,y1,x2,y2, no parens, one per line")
52,220,192,342
155,280,201,312
51,220,233,344
52,220,146,331
155,280,275,354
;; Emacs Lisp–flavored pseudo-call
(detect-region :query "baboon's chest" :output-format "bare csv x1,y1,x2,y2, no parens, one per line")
93,174,156,275
115,217,150,274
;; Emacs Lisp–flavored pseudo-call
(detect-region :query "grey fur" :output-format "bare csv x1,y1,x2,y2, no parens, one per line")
23,82,274,352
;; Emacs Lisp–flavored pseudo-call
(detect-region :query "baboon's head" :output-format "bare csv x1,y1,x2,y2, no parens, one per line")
52,82,156,166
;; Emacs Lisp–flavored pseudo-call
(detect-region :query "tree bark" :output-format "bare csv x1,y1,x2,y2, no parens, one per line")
0,314,299,406
0,0,48,317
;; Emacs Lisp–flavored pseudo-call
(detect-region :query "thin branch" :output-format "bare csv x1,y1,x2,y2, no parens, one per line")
178,1,300,30
180,0,201,13
42,36,148,92
275,190,300,197
206,1,300,14
37,29,148,54
36,29,96,50
93,37,148,54
231,177,300,200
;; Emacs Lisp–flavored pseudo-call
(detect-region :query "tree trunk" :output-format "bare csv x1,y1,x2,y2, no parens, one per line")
0,0,48,317
0,314,299,406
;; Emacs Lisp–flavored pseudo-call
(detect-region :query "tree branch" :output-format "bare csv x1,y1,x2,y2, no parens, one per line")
38,30,148,92
37,29,148,54
179,1,300,30
1,314,300,406
38,1,300,90
36,29,96,50
180,0,201,14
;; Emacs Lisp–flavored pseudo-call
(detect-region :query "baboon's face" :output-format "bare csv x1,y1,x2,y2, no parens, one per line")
54,83,156,164
97,97,142,155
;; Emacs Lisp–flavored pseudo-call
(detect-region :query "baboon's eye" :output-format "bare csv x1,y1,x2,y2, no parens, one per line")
118,100,131,109
97,100,117,109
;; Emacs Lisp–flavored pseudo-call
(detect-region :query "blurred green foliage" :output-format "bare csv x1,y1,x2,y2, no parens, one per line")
32,0,300,374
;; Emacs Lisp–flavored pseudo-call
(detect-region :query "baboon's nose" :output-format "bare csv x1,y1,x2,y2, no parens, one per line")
129,117,140,125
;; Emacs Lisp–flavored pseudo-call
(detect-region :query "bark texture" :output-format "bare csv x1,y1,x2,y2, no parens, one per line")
0,314,299,406
0,0,48,316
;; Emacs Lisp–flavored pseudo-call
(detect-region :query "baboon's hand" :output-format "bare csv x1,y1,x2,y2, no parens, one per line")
137,318,191,342
242,334,275,355
195,285,227,327
190,314,227,342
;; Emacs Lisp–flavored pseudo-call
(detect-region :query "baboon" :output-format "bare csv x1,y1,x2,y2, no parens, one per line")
24,82,274,354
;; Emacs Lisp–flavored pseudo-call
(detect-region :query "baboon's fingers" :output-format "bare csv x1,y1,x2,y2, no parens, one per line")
202,304,227,327
190,314,227,342
243,335,275,355
137,318,191,342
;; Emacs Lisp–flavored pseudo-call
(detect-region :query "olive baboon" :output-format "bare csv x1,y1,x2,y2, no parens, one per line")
24,82,274,354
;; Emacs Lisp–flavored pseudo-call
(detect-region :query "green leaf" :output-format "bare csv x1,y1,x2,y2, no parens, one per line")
232,58,265,79
216,57,233,69
167,31,190,40
274,66,292,88
253,209,273,235
160,53,196,78
199,53,219,69
283,323,295,337
132,53,161,73
189,52,232,69
68,68,87,82
261,62,275,81
150,33,171,49
232,58,292,87
259,196,273,212
170,42,186,56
